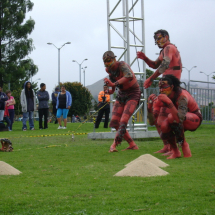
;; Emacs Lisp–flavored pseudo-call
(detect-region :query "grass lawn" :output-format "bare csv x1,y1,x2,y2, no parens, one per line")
0,121,214,214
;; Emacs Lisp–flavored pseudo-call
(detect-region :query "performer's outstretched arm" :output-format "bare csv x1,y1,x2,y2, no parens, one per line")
137,51,161,69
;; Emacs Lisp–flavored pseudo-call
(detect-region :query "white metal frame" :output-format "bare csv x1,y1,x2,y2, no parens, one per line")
106,0,147,132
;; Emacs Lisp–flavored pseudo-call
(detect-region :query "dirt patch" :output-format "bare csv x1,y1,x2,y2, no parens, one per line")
125,154,169,168
0,161,21,175
114,160,169,177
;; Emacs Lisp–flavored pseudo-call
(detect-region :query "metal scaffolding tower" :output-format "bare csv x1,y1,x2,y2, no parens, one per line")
88,0,159,139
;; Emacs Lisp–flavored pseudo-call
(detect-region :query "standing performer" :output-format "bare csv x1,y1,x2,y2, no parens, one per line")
148,75,202,159
103,51,141,152
137,29,182,153
137,29,182,88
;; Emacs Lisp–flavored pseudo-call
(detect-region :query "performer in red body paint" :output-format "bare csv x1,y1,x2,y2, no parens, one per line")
148,75,202,159
137,29,182,153
103,51,141,152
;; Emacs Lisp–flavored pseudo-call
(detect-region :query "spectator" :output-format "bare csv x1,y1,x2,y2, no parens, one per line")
0,86,8,122
5,90,15,131
3,104,11,130
95,84,110,128
72,115,76,123
76,115,81,122
56,85,72,129
37,83,50,130
20,81,36,131
51,87,60,124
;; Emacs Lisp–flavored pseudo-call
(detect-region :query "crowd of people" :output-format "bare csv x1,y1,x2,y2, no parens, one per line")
0,82,72,131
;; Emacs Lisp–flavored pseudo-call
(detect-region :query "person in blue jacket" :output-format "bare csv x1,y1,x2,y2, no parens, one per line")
56,85,72,129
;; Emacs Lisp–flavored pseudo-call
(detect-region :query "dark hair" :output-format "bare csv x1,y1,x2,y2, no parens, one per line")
160,75,180,91
6,90,11,94
154,29,170,40
55,87,60,91
40,83,45,88
104,84,108,87
61,85,66,88
103,51,117,59
25,82,34,98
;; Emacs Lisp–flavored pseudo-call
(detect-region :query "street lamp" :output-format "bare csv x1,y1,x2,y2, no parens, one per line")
182,66,197,92
199,71,215,89
72,59,88,83
47,42,71,88
82,66,87,87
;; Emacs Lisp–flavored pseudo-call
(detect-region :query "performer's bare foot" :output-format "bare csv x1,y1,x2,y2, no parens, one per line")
161,150,173,156
154,144,170,153
109,147,118,152
182,141,192,158
121,144,139,151
167,148,181,159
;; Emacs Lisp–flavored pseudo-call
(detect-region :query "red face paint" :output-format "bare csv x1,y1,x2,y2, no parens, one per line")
155,33,167,48
159,80,173,96
103,56,115,68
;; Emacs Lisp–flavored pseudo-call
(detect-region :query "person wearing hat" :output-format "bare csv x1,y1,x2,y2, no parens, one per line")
51,87,60,124
103,50,141,152
95,84,110,128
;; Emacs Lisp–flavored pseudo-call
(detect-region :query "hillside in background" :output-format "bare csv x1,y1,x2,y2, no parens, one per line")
86,77,215,102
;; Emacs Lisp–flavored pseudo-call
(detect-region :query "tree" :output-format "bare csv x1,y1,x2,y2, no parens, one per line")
61,82,93,116
0,0,38,87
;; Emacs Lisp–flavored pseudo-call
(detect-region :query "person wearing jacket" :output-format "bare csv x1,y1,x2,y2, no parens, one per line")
51,87,60,124
37,83,50,129
0,86,8,121
95,84,110,128
20,81,36,131
56,85,72,129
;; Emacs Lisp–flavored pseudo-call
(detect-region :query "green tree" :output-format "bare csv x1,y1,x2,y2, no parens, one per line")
0,0,38,87
61,82,93,116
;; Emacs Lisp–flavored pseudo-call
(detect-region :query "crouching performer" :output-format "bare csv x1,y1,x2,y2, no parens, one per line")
148,75,202,159
103,51,141,152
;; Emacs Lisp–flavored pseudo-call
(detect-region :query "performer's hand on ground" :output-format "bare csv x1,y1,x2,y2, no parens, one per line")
137,51,146,60
144,78,153,89
104,78,115,87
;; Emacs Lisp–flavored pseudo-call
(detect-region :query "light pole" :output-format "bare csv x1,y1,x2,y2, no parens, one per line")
199,71,215,89
182,66,197,92
47,42,71,88
82,66,87,87
72,59,88,83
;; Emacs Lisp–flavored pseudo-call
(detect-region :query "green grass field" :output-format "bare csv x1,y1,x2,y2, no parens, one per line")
0,121,214,214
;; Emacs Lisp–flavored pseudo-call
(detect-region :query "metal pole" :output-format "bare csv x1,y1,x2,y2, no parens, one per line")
188,70,190,92
79,64,81,84
141,0,147,128
58,48,60,88
83,69,85,87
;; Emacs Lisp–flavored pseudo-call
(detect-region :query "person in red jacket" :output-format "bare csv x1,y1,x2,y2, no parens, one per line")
95,84,110,128
148,75,202,159
137,29,182,153
103,51,141,152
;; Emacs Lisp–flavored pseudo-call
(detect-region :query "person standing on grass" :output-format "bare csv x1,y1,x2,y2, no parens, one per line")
56,85,72,129
3,104,11,131
20,81,36,131
0,86,8,122
37,83,50,130
5,90,15,131
51,87,60,124
95,84,110,129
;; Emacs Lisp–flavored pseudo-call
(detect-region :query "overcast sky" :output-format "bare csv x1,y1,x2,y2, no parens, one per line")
27,0,215,95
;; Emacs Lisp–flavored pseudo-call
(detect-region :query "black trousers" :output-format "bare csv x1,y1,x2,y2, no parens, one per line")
95,107,110,128
39,108,49,129
52,104,58,123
